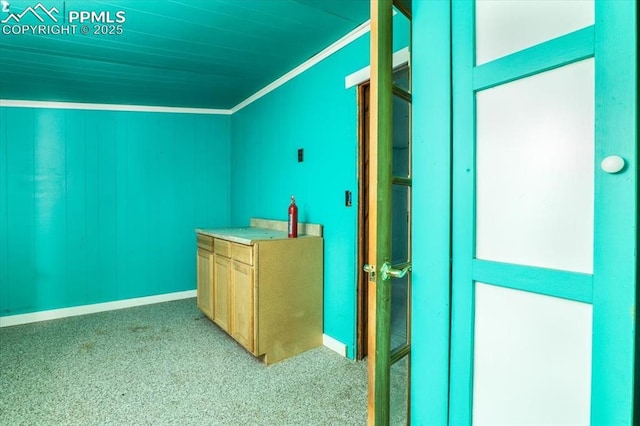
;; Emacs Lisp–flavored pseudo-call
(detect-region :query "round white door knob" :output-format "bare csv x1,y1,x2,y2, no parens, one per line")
601,155,625,174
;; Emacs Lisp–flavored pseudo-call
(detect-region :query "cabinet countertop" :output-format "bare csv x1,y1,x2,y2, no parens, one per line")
196,227,317,245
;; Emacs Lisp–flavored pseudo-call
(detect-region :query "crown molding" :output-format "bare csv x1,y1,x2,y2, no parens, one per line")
231,19,372,113
0,99,232,115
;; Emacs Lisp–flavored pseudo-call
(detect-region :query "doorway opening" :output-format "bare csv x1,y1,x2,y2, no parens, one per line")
356,64,412,361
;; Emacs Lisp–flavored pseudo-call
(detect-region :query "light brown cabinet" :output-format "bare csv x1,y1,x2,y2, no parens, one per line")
196,224,323,364
213,254,230,331
196,238,214,320
231,259,254,352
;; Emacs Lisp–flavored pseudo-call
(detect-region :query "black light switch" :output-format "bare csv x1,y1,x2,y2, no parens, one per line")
297,148,304,162
345,190,352,207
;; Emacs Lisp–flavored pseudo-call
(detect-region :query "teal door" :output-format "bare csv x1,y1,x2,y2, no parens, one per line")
411,0,637,424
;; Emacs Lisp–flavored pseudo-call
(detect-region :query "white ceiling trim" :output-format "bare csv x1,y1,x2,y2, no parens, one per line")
0,99,232,115
344,47,410,89
230,18,372,114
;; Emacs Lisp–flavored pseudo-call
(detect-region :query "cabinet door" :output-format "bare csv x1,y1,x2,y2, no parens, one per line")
214,254,231,331
196,248,214,320
231,260,255,353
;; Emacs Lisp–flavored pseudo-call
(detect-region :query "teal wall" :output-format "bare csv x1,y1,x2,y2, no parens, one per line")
0,108,231,316
230,17,409,359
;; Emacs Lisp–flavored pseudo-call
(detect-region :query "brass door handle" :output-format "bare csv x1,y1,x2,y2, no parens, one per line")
380,262,411,280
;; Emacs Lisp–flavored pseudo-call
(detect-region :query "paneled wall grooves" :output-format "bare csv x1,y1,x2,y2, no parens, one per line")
0,108,231,316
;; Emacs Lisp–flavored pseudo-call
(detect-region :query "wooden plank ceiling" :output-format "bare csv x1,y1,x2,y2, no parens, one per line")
0,0,369,108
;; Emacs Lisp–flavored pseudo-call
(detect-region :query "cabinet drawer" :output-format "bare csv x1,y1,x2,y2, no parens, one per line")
214,239,231,257
197,234,214,251
232,243,254,265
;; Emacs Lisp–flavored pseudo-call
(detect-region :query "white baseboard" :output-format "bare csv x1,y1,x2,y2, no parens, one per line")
0,290,197,328
323,334,347,357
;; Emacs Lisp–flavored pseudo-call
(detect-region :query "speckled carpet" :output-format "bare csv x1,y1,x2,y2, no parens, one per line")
0,298,367,425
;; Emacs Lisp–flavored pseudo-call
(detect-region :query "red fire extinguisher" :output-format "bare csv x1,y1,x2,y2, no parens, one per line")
288,195,298,238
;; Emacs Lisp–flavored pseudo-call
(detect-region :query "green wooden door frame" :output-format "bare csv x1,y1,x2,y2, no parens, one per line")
368,0,395,423
411,0,637,424
368,0,414,424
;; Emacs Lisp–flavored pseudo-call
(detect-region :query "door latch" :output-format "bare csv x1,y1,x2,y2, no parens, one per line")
363,264,376,282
